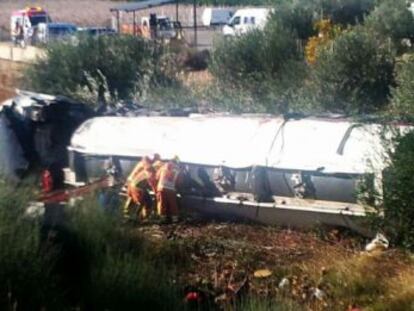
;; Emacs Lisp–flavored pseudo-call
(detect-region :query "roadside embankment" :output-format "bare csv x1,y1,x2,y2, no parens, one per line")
0,43,43,102
0,58,25,102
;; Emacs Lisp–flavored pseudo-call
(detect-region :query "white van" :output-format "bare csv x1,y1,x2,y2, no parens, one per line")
202,8,235,26
222,8,272,36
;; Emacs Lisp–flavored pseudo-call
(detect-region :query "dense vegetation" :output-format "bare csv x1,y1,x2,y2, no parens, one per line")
209,0,414,115
25,35,180,107
0,184,183,310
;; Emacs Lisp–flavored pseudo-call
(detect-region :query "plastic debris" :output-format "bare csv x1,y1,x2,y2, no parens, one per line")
278,277,290,289
312,287,326,301
25,202,45,218
365,233,389,252
185,291,200,302
253,269,272,278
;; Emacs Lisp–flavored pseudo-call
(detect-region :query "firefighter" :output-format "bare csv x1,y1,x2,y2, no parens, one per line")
124,156,153,220
156,157,181,222
152,153,164,177
124,161,156,221
127,156,150,184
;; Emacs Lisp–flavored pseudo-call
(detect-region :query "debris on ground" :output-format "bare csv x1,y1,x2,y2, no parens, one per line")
134,221,364,309
365,232,389,252
253,269,272,278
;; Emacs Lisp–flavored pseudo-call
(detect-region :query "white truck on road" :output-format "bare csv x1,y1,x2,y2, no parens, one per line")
222,8,272,36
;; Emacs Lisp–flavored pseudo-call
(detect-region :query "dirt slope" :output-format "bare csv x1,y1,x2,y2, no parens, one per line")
0,59,24,102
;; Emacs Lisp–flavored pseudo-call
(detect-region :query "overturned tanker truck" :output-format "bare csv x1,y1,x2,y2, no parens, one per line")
65,115,409,235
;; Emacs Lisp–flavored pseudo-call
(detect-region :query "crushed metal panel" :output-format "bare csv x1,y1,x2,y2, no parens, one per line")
1,91,93,178
0,113,28,180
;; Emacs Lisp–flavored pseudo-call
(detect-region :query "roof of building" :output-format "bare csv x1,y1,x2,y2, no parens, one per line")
110,0,176,12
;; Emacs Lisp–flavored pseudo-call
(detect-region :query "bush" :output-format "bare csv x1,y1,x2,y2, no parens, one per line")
272,2,317,40
210,20,302,90
381,131,414,250
25,35,178,106
0,183,183,309
311,26,396,113
390,53,414,119
319,0,375,26
277,0,375,29
0,184,61,310
364,0,414,53
62,198,182,309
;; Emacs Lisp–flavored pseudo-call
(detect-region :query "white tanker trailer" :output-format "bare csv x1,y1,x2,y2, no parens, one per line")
65,115,410,235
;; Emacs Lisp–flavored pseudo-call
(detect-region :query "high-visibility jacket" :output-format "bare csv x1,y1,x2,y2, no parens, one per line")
131,167,156,190
153,160,164,173
157,162,180,192
127,158,149,183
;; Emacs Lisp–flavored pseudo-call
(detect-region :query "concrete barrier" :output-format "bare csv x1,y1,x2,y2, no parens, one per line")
0,42,44,63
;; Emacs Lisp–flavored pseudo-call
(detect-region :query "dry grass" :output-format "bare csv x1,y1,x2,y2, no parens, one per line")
0,59,25,102
181,70,214,89
136,223,414,310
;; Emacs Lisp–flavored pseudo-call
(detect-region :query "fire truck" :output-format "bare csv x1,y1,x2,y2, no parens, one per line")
10,7,51,45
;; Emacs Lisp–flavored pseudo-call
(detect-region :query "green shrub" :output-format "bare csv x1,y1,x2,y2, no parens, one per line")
364,0,414,53
312,26,396,114
25,35,178,106
210,20,302,89
0,183,61,310
390,53,414,119
320,0,375,26
381,131,414,250
0,183,182,309
64,198,183,309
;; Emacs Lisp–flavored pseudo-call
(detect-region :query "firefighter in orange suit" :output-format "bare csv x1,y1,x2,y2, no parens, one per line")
127,156,150,184
156,158,182,222
124,157,155,220
152,153,164,173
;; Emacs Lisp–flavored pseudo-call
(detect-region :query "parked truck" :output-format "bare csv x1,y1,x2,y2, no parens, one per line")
202,8,236,26
11,7,51,46
121,14,180,40
222,8,272,36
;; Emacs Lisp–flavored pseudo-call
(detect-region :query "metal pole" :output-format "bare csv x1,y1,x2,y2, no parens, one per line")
176,0,179,22
193,0,197,47
133,11,136,36
116,10,120,33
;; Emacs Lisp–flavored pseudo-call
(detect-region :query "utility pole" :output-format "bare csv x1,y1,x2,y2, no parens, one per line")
176,0,179,22
193,0,197,47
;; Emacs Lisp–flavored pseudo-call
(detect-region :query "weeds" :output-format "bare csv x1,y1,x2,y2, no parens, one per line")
0,184,61,310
